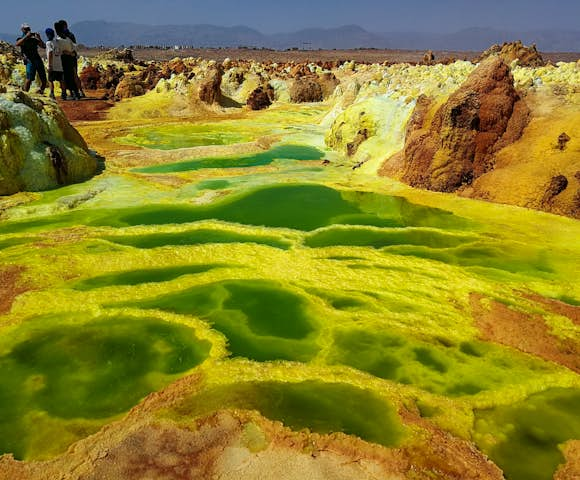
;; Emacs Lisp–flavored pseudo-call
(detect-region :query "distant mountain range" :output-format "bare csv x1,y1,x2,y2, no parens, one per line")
2,22,579,52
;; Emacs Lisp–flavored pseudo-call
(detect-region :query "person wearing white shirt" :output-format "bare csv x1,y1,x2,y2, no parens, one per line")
45,28,65,100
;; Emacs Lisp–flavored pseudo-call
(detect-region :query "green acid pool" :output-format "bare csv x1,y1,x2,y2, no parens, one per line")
0,105,578,477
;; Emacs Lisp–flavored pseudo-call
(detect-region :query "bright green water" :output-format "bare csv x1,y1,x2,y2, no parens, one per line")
0,184,471,234
0,237,35,250
0,315,211,459
557,295,580,306
328,329,553,397
0,108,578,474
475,388,580,480
197,179,231,190
117,123,254,150
110,185,473,232
177,381,405,447
305,226,476,249
383,242,555,279
104,228,292,250
72,264,230,290
112,279,320,362
133,145,324,173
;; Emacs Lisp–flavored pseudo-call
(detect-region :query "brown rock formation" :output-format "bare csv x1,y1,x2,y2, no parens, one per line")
140,63,171,90
318,72,340,99
114,75,146,99
346,129,369,156
199,66,224,105
80,64,124,98
477,41,544,67
423,50,435,65
166,58,188,75
290,77,324,103
540,175,569,210
558,132,571,150
402,57,530,192
289,63,311,78
96,48,135,63
247,85,273,110
555,441,580,480
79,65,101,90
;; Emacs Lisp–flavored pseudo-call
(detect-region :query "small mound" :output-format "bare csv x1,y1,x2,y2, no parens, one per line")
0,90,98,194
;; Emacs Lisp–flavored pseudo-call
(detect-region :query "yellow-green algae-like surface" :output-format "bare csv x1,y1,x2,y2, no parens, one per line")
0,101,579,479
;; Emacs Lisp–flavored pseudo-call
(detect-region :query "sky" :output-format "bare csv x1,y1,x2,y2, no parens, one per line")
2,0,579,34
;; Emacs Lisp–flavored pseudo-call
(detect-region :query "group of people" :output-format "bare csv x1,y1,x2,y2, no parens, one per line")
16,20,85,100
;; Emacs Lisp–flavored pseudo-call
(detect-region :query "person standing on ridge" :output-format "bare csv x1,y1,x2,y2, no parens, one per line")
15,23,48,94
45,28,65,100
58,19,86,98
54,21,80,100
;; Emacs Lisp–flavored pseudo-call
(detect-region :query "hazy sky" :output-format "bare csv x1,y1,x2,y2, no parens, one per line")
2,0,579,34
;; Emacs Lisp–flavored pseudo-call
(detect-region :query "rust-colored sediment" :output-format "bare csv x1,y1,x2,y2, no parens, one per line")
522,293,580,326
0,367,505,480
470,293,580,373
555,440,580,480
57,92,114,122
0,265,27,315
0,409,504,480
398,406,502,480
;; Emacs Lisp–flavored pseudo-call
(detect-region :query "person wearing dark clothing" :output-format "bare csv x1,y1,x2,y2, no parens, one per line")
54,21,79,100
15,23,48,93
59,20,85,98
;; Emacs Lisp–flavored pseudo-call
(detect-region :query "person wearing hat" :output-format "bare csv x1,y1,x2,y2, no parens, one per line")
45,28,65,100
15,23,48,94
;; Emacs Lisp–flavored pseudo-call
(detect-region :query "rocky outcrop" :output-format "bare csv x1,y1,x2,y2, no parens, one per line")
423,50,435,65
401,57,530,192
346,129,370,156
79,65,101,90
80,63,125,97
0,42,21,86
0,42,18,56
247,85,273,110
199,65,224,105
540,175,569,207
114,74,147,99
77,58,341,109
290,77,324,103
477,41,544,67
95,48,135,63
318,72,340,99
81,61,174,99
0,90,98,194
557,132,571,150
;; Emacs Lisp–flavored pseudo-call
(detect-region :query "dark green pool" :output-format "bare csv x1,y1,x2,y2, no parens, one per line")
0,315,211,459
133,145,324,173
112,279,321,362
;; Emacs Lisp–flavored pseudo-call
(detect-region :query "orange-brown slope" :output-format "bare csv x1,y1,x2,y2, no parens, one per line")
387,56,580,218
0,265,27,315
401,57,530,193
470,293,580,373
